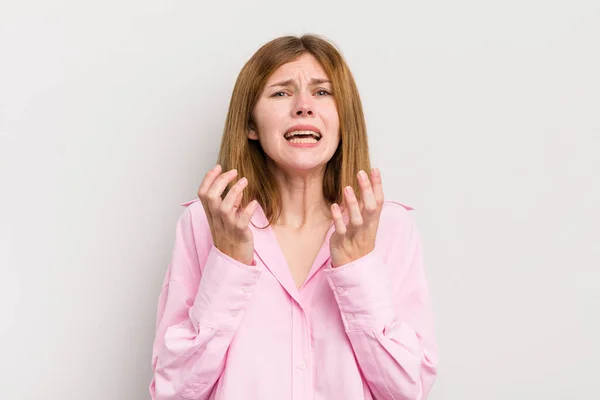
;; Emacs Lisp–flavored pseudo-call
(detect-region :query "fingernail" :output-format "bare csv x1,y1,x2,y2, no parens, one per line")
373,168,380,176
345,186,353,195
358,170,367,180
239,177,247,184
230,169,238,174
213,164,221,171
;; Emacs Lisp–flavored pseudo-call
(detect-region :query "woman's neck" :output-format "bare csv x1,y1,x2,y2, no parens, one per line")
269,165,332,229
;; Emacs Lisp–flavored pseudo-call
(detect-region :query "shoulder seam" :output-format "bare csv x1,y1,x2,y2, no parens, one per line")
180,198,200,207
385,200,415,211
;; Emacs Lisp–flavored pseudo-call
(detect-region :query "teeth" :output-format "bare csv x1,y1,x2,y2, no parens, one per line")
289,137,318,144
284,130,321,140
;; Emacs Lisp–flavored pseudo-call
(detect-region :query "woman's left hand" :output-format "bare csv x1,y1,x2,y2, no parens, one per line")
329,168,385,268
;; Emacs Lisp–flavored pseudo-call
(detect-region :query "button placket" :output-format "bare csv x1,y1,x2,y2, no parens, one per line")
291,302,312,400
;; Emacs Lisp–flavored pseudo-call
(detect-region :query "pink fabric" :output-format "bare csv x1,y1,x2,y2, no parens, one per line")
149,199,438,400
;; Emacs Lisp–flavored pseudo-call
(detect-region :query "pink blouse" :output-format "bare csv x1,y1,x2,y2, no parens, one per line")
149,198,438,399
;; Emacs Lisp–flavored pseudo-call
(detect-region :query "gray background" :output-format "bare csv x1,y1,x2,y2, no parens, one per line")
1,0,598,399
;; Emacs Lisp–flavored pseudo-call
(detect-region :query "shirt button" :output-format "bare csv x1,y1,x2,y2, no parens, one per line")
231,310,240,317
336,286,345,294
297,361,306,370
345,313,354,320
241,286,251,294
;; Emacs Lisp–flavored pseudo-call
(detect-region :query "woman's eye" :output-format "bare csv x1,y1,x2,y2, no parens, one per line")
272,91,287,97
316,89,331,96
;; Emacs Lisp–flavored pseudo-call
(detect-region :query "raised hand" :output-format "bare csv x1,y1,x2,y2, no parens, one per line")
329,168,384,268
197,164,259,265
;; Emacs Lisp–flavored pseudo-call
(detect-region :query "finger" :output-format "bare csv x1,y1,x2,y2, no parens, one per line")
206,169,238,212
331,203,346,235
357,170,378,218
370,168,385,206
344,186,363,227
236,199,259,230
198,164,223,199
220,177,248,221
198,164,222,218
233,190,244,217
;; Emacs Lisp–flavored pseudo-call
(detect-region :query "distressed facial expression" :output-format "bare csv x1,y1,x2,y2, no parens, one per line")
248,53,341,173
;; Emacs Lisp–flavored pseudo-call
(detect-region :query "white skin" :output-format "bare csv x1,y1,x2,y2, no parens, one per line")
198,53,384,267
248,53,340,229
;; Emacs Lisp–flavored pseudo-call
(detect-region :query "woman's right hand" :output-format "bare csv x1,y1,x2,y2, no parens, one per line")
197,164,259,265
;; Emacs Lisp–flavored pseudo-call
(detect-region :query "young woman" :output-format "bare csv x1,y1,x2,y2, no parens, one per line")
149,34,438,400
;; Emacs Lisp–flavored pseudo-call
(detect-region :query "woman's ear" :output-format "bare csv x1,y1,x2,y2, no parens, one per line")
247,119,259,140
247,130,259,140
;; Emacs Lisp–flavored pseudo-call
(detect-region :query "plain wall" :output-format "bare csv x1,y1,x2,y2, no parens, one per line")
1,1,598,399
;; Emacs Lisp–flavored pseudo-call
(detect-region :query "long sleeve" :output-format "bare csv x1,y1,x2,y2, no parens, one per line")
149,204,262,400
324,206,438,400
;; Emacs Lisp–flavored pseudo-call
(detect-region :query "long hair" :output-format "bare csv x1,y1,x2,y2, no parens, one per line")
216,34,371,228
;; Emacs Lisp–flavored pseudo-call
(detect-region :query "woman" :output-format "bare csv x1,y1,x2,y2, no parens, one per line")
149,34,438,400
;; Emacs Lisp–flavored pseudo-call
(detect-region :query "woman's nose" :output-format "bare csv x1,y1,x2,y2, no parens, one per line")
293,93,314,116
296,107,313,116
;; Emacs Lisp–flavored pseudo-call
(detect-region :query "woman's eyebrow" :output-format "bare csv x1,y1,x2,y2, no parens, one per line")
268,78,331,88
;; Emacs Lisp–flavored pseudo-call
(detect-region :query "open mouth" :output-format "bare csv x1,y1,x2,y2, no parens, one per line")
284,130,322,143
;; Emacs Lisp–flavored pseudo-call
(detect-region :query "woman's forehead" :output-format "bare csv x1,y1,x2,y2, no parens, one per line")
267,54,329,83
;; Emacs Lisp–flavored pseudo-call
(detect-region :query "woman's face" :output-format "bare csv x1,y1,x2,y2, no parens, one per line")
249,53,340,175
